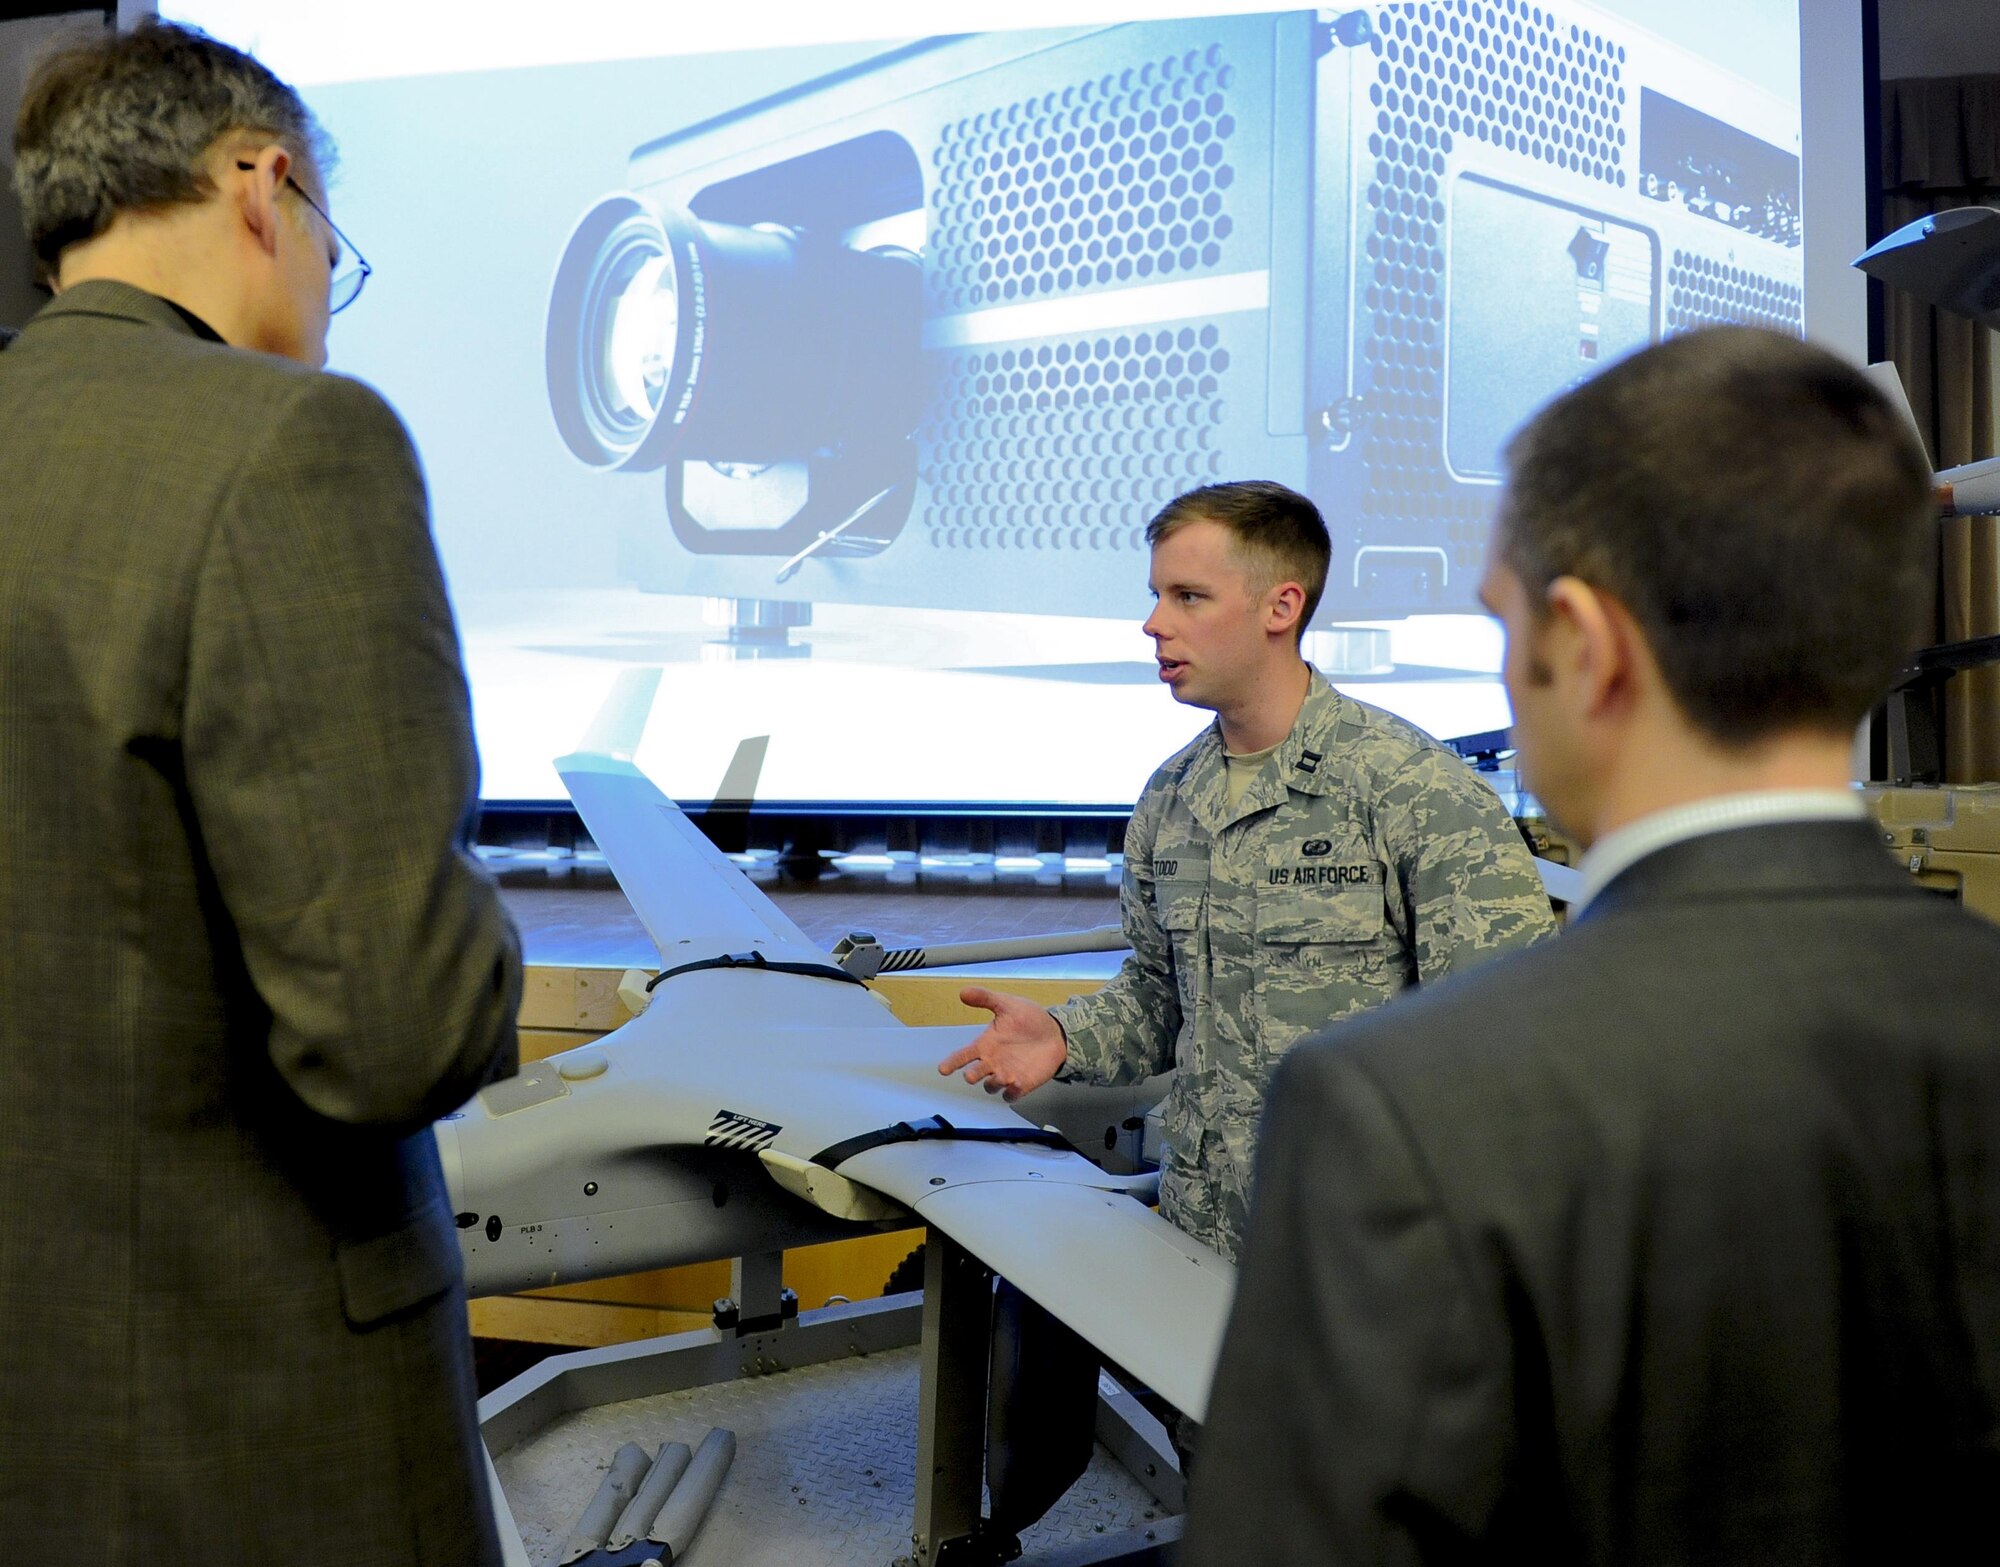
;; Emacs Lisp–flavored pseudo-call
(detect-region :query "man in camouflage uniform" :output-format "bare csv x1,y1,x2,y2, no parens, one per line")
942,480,1552,1264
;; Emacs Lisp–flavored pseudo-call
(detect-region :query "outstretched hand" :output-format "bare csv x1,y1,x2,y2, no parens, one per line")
937,986,1069,1102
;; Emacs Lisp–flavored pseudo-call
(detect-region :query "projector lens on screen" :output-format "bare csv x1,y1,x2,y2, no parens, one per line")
604,254,676,432
545,194,677,468
546,192,920,472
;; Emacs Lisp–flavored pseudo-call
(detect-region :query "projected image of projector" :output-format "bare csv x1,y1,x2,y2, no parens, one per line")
545,3,1803,629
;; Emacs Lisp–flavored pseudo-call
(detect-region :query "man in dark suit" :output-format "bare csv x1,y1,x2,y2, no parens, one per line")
1,21,520,1564
1184,326,2000,1564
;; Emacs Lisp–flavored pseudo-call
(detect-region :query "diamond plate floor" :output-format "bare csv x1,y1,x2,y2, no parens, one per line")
494,1346,1173,1567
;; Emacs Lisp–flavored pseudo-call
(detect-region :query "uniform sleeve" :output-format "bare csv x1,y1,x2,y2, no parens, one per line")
1181,1041,1508,1565
1377,749,1555,982
183,371,521,1134
1050,779,1181,1085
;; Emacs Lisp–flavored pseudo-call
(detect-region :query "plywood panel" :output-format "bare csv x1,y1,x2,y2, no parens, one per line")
469,1295,712,1349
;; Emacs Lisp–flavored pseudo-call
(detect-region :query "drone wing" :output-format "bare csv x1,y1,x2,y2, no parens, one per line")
448,1007,1234,1417
847,1137,1235,1419
559,750,814,956
467,716,1235,1415
557,748,895,1031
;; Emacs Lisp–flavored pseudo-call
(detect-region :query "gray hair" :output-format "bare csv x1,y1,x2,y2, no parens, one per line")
11,17,333,281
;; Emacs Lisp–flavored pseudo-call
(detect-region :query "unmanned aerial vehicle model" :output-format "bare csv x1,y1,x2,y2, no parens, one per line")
436,695,1234,1423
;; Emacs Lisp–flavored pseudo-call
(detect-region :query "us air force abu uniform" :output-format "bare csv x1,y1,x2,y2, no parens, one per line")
1052,672,1554,1261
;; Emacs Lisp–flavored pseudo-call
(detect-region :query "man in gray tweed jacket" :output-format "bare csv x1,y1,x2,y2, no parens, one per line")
1,21,519,1564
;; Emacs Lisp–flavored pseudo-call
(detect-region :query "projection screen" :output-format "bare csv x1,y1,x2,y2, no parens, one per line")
156,1,1861,807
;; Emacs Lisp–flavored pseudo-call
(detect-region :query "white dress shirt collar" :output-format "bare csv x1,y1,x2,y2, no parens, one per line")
1574,789,1869,914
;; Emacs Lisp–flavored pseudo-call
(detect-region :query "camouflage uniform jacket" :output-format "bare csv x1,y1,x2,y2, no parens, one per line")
1051,672,1554,1262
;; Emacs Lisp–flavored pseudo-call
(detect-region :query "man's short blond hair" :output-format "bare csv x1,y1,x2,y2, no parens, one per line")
1146,480,1331,640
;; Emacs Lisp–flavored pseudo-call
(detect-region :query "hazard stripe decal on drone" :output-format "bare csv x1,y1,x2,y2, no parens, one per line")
705,1109,782,1152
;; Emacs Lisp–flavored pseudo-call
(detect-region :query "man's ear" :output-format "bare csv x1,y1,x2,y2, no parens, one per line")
1544,575,1642,719
233,143,293,257
1263,580,1307,638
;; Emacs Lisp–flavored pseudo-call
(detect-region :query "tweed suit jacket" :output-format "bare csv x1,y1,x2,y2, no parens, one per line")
1184,819,2000,1565
0,282,522,1565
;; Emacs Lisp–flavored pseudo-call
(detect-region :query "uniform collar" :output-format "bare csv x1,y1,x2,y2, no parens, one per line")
1262,669,1348,800
1180,668,1349,834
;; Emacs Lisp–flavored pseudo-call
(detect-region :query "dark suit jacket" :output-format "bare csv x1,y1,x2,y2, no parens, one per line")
0,282,522,1564
1185,820,2000,1565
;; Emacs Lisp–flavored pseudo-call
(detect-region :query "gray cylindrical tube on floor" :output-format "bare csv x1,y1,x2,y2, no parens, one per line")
557,1441,652,1564
647,1427,737,1560
607,1440,693,1549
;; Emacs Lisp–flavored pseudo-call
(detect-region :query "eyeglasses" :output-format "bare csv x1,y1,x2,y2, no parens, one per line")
235,160,372,313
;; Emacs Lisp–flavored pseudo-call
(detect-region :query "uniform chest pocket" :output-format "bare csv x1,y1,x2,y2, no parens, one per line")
1157,883,1205,932
1257,842,1387,947
1256,891,1384,947
1149,845,1209,932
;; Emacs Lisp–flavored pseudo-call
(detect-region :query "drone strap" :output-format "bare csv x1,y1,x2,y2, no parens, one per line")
644,948,867,993
812,1114,1073,1171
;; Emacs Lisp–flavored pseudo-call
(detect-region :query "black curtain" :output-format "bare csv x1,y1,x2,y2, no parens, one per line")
1880,74,2000,782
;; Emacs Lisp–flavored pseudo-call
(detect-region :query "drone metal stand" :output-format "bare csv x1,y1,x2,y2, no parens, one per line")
913,1236,995,1564
912,1235,1180,1566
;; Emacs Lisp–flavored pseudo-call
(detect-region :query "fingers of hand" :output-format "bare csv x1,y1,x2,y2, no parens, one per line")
938,1042,980,1075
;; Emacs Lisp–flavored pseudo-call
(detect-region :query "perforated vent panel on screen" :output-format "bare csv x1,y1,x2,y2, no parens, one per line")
1361,0,1630,582
1667,250,1804,333
928,44,1243,309
922,39,1249,554
923,327,1235,554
